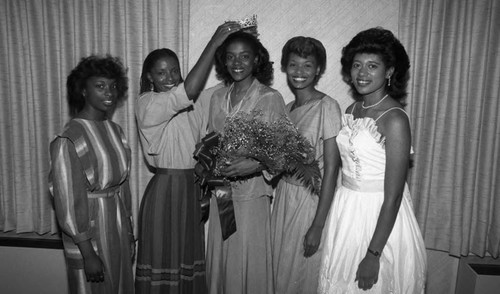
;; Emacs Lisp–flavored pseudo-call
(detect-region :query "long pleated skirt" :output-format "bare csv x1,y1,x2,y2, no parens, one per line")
135,168,206,294
271,180,322,294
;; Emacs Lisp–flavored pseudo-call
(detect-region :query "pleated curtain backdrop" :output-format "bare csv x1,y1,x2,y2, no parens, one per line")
400,0,500,257
0,0,190,235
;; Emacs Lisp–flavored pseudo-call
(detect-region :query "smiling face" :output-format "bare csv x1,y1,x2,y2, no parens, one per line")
351,53,393,97
147,55,181,92
285,53,320,90
81,76,117,119
225,40,258,84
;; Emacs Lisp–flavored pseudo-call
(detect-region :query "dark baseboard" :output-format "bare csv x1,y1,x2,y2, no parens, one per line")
0,232,63,249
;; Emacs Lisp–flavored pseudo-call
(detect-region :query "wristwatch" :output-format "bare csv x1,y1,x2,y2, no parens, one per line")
367,248,381,257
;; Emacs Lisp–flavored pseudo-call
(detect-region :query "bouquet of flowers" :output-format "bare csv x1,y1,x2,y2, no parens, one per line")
196,110,321,195
194,110,321,240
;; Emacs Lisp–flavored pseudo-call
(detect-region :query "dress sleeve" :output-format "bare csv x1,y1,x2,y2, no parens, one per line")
136,85,193,155
49,137,92,244
119,178,134,237
322,97,342,140
119,179,132,218
256,90,288,123
194,83,224,140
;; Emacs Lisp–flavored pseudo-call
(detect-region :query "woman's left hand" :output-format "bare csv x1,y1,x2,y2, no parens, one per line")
220,157,261,178
303,225,322,257
355,255,380,290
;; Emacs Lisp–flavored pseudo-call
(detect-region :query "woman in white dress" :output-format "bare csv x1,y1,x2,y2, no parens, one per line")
318,27,427,293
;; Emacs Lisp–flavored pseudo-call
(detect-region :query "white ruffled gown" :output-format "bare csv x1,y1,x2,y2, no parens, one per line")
318,113,427,294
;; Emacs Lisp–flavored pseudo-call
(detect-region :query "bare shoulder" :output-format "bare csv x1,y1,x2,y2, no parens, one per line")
377,107,411,139
345,102,357,114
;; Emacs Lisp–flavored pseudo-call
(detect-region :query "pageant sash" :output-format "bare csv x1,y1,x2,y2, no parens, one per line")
194,131,237,240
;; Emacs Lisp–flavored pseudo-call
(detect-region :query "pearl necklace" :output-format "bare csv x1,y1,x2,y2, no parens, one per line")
362,94,389,109
225,84,249,117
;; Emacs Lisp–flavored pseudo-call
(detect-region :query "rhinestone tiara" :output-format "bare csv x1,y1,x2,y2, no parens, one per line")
226,14,258,29
238,14,257,28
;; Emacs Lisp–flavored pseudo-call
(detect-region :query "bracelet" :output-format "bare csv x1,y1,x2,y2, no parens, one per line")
367,248,381,257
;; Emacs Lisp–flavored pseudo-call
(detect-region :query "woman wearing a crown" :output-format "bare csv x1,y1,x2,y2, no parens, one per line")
204,17,286,294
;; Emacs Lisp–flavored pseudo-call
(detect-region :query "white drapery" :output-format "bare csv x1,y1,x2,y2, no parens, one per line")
400,0,500,257
0,0,190,235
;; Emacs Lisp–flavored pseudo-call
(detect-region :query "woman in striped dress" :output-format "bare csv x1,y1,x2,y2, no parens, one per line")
49,55,135,294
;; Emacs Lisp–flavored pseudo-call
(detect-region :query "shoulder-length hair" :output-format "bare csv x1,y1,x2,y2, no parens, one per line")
66,55,128,117
214,31,274,86
341,27,410,101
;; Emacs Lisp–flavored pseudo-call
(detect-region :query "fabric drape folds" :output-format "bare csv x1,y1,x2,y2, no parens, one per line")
400,0,500,257
0,0,190,235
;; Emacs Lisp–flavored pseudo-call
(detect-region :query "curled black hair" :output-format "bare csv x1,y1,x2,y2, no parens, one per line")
66,55,128,117
281,36,327,83
341,27,410,101
139,48,184,95
214,31,274,86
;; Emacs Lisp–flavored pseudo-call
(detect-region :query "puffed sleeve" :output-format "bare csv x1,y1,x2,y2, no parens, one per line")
136,85,193,155
49,137,92,244
322,97,342,140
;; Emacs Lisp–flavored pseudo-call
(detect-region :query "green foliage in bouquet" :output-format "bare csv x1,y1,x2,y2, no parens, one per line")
212,110,321,195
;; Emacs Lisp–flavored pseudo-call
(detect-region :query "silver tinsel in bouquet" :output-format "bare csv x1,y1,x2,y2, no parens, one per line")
194,110,321,240
213,110,321,195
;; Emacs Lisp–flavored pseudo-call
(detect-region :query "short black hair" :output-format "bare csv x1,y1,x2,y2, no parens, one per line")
281,36,327,83
341,27,410,101
66,55,128,117
214,31,274,86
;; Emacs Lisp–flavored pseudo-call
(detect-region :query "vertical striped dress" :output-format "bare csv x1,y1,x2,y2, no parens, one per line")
49,118,134,294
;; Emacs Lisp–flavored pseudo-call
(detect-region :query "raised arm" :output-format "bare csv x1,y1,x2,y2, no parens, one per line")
184,22,241,100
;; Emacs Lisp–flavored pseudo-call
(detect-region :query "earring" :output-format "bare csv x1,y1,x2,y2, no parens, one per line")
150,83,154,91
387,76,391,87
